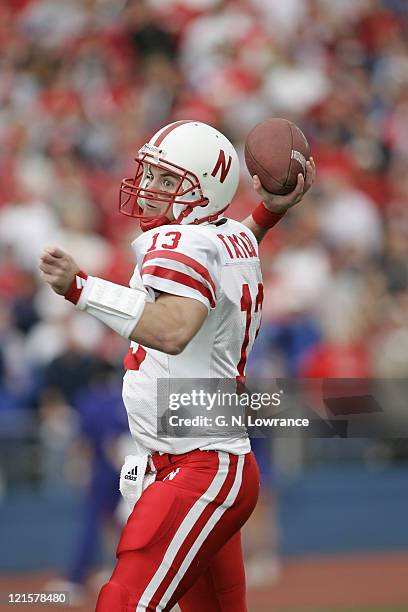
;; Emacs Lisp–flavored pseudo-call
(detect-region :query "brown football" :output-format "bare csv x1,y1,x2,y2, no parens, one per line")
244,118,310,195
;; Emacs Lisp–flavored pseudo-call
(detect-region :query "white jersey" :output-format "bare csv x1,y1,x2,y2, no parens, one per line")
122,218,263,455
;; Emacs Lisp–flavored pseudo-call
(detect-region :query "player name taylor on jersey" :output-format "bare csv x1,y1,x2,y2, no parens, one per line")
122,218,263,455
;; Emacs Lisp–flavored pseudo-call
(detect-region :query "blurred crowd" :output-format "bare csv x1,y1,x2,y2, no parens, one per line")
1,0,408,474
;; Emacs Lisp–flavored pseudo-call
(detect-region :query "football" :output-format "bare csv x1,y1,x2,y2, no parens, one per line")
244,118,310,195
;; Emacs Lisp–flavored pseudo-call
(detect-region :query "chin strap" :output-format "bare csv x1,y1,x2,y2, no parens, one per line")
172,202,230,226
191,204,230,225
140,214,171,232
139,203,230,232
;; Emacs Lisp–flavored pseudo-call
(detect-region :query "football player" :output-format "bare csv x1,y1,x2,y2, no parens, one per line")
39,120,315,611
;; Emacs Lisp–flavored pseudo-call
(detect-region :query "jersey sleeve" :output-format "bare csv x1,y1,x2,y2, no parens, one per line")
133,228,221,311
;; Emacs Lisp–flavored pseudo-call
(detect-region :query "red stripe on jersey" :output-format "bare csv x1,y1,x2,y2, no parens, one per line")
153,121,195,147
142,265,216,308
123,345,147,371
143,250,216,295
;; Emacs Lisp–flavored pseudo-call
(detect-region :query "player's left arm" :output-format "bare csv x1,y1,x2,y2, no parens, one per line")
39,247,207,355
241,157,316,244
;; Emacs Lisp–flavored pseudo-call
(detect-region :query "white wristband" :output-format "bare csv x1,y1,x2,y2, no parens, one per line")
77,276,148,339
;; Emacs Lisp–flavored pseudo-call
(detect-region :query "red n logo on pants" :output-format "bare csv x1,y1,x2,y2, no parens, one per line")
211,150,232,183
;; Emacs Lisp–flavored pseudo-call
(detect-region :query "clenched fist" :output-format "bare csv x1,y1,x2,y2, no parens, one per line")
39,247,80,295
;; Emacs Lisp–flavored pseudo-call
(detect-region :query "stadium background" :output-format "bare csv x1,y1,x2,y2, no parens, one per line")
0,0,408,610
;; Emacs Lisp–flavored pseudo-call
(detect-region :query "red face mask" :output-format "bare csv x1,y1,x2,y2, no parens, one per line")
119,153,207,231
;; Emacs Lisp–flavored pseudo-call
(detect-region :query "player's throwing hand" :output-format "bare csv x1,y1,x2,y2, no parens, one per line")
252,156,316,215
39,247,80,295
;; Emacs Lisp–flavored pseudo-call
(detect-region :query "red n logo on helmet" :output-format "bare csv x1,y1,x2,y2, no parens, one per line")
211,149,232,183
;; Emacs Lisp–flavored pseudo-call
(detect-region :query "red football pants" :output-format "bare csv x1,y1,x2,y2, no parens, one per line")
96,449,260,611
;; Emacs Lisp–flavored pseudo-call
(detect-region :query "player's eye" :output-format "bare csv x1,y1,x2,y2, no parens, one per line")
162,178,176,189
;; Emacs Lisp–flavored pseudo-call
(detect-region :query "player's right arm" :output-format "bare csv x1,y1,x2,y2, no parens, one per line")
39,227,217,355
242,157,316,244
130,293,207,355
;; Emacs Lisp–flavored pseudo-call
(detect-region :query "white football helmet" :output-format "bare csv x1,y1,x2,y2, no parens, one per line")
119,120,240,232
